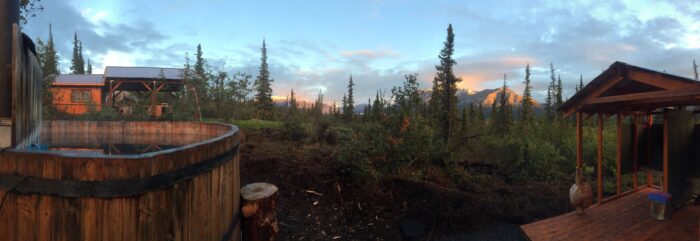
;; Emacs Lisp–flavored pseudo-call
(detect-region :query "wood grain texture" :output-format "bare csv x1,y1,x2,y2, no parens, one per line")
522,187,700,241
0,121,241,241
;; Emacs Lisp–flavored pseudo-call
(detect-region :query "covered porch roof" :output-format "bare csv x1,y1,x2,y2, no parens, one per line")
559,61,700,116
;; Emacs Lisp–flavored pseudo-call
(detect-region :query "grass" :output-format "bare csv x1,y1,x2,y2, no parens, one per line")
234,119,282,130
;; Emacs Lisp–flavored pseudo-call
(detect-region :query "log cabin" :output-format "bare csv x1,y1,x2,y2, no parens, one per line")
50,66,189,118
521,61,700,241
50,74,105,115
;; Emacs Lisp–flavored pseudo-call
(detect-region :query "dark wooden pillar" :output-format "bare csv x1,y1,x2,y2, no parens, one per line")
597,113,603,204
663,111,669,192
632,114,638,191
616,113,622,195
647,114,653,187
576,112,583,169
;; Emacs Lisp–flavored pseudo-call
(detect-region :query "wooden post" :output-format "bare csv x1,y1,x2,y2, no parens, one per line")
647,114,653,187
576,112,583,169
632,114,638,191
597,114,603,204
241,182,279,241
663,111,669,192
616,113,622,195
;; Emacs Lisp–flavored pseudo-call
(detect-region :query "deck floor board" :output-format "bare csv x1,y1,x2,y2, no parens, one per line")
521,188,699,241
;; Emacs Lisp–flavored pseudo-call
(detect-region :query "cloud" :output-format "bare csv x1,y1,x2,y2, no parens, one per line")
19,0,700,104
340,48,401,59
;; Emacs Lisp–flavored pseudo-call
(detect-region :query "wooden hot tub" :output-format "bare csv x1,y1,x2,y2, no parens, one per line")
0,120,241,241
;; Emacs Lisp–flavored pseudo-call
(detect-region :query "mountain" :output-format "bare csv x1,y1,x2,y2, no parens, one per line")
272,97,334,113
420,88,541,108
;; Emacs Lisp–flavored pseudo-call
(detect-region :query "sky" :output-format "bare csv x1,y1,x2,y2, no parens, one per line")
22,0,700,104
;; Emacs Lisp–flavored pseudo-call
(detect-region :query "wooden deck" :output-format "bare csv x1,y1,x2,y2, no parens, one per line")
521,188,700,241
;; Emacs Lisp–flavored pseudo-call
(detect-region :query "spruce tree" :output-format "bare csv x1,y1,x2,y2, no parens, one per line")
372,91,384,121
544,63,556,120
520,63,534,128
434,24,461,142
78,41,85,74
576,75,584,92
70,32,84,74
555,74,563,119
342,75,355,121
497,74,511,135
43,24,60,78
289,89,297,112
193,44,208,98
86,59,92,74
254,40,274,119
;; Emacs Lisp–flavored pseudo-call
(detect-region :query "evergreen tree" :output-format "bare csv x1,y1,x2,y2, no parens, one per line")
86,59,92,74
289,89,297,112
497,74,511,135
193,44,208,100
434,24,461,142
392,73,421,116
520,63,534,128
372,91,384,121
78,41,85,74
253,40,275,119
313,90,324,117
70,32,85,74
342,75,355,121
544,63,556,120
461,106,469,135
555,74,563,119
576,75,584,92
429,76,442,120
42,24,60,78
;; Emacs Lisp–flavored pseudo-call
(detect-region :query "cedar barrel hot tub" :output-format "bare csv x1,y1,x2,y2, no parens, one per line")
0,120,242,241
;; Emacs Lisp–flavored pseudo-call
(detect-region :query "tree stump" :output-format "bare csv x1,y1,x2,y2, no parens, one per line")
241,182,279,241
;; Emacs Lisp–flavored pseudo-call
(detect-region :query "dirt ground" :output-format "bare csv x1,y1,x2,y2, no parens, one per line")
239,130,572,241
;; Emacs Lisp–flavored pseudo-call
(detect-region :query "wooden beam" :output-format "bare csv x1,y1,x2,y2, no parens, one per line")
663,111,669,192
582,88,700,106
597,114,604,204
627,70,699,90
563,76,625,117
616,113,622,195
576,112,583,169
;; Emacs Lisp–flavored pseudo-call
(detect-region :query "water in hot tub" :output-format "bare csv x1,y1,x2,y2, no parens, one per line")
34,132,217,155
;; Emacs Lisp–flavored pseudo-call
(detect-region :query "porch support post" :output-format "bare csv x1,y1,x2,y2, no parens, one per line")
632,114,638,191
597,113,604,204
576,112,583,170
663,111,669,192
616,113,622,195
647,114,653,187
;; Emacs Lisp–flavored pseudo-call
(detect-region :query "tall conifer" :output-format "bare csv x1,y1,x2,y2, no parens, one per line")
254,40,274,119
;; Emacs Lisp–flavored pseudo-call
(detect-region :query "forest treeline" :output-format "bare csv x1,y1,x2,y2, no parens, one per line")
32,23,700,189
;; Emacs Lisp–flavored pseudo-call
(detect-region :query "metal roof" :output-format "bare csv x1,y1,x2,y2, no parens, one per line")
104,66,185,80
53,74,104,86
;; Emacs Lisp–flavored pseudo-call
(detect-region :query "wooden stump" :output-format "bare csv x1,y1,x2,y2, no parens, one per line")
241,182,279,241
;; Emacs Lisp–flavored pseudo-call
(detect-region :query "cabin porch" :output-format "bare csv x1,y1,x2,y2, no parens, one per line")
521,187,700,241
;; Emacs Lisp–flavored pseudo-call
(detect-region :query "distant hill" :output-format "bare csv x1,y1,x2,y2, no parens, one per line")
273,97,333,113
420,88,542,108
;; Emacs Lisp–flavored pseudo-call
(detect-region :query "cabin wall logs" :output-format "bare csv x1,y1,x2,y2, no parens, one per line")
0,120,241,241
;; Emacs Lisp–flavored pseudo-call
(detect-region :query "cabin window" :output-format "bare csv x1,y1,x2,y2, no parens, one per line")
71,90,92,103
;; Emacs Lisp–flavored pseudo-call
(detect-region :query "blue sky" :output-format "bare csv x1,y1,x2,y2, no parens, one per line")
22,0,700,103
